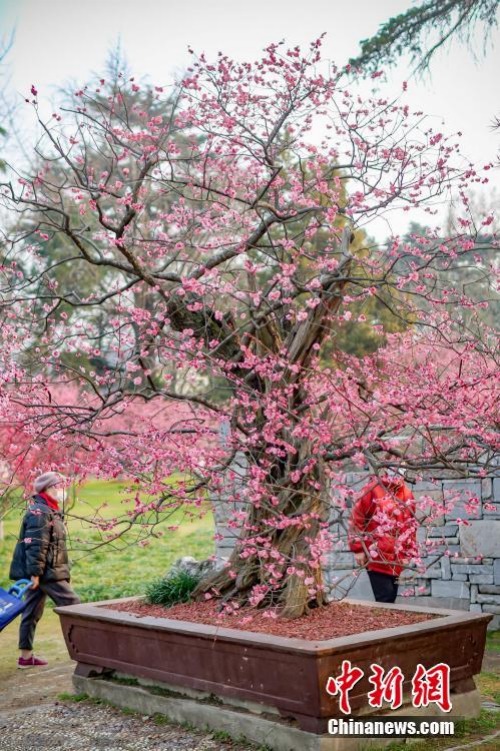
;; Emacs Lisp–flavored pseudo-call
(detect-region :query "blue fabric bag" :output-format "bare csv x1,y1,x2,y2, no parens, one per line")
0,579,32,631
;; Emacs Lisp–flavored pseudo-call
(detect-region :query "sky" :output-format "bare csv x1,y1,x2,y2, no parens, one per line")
1,0,499,238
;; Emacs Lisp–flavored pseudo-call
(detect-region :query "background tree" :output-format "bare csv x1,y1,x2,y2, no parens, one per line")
0,39,498,618
0,31,15,172
350,0,499,74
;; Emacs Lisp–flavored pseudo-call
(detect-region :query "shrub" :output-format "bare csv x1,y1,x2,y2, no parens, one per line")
145,569,200,607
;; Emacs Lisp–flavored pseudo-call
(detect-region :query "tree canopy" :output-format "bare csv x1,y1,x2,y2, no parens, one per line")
1,39,498,617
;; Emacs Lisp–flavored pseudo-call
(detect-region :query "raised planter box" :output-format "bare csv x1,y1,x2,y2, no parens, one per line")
55,597,491,748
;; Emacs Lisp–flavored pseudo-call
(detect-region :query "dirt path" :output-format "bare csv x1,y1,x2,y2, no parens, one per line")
0,661,74,712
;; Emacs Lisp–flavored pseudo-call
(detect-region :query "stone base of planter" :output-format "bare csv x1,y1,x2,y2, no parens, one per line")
73,673,481,751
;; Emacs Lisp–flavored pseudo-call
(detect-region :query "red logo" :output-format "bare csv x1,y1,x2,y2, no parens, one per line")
326,660,364,715
326,662,452,715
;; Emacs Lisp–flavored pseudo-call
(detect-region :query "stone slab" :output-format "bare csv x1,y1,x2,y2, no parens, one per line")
422,560,444,579
477,594,500,605
481,478,493,498
482,605,500,615
428,545,460,558
397,596,469,611
451,565,493,576
326,570,375,601
469,575,494,585
471,585,478,604
460,521,500,558
441,557,451,580
428,525,458,538
431,580,470,599
478,585,500,595
442,480,481,493
494,559,500,585
493,477,500,502
444,494,482,521
72,676,482,751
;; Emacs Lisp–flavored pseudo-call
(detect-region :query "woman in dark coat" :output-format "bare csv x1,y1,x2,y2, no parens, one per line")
10,472,80,668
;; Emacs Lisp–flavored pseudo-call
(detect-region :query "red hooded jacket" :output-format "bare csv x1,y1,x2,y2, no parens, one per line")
349,477,416,577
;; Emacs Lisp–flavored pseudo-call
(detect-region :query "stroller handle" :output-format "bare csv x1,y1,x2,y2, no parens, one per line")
8,579,32,599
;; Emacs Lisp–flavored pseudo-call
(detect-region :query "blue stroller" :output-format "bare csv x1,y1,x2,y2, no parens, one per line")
0,580,32,631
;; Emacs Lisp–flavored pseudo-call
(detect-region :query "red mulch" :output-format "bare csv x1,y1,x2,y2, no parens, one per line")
109,599,436,641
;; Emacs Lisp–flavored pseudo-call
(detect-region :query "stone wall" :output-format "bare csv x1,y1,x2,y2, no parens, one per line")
213,459,500,629
323,473,500,630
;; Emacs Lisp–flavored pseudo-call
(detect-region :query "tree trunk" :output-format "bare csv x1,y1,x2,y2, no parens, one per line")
194,443,330,619
193,228,353,618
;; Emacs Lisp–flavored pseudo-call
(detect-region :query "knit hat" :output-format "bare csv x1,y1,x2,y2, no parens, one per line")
34,471,65,494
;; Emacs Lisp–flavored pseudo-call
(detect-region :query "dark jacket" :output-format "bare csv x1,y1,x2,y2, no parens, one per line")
9,495,71,583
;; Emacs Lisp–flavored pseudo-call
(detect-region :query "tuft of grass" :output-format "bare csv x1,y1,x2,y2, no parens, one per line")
58,692,89,703
145,569,200,607
148,685,186,699
178,719,197,732
211,729,233,742
152,713,173,726
109,676,140,687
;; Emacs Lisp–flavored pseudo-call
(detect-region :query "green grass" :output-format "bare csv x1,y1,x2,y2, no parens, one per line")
58,692,89,703
0,478,215,679
486,630,500,654
0,477,215,603
145,569,200,607
477,671,500,705
384,710,500,751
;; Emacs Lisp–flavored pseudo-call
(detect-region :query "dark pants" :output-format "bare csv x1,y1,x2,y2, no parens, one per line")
19,580,80,651
368,570,399,603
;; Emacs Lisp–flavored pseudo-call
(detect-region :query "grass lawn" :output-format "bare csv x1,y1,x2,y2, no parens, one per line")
486,630,500,654
384,711,500,751
0,478,216,677
1,478,216,602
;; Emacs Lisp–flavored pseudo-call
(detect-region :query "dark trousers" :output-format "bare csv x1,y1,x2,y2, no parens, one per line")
19,579,80,650
368,570,399,603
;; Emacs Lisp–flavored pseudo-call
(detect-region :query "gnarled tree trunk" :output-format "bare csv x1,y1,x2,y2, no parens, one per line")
194,442,330,618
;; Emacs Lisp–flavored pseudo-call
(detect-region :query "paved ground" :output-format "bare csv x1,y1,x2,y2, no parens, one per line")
0,700,260,751
0,659,259,751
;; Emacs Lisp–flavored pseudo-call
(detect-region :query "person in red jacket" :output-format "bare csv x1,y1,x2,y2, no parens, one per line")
349,473,417,603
